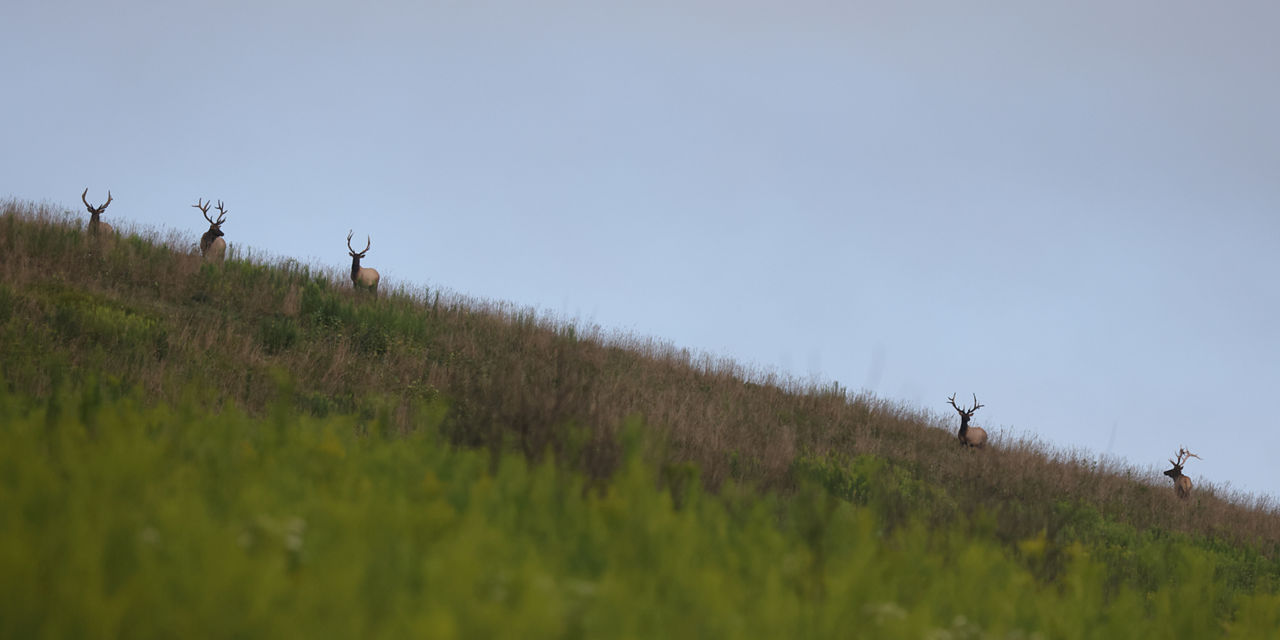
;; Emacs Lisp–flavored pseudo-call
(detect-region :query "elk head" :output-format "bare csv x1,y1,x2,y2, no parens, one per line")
947,393,988,449
1163,447,1201,500
194,198,228,261
81,188,114,236
347,230,381,292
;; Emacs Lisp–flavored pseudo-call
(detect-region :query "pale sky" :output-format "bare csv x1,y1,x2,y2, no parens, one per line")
4,1,1278,499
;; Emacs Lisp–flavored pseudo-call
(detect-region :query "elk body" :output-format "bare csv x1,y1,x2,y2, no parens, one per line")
194,198,227,262
347,231,380,292
947,393,988,449
1164,447,1201,500
81,188,114,237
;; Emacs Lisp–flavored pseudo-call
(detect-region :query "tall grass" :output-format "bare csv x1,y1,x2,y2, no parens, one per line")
1,197,1279,557
3,385,1280,639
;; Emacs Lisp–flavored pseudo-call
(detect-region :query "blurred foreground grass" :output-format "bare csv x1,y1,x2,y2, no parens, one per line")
3,386,1279,639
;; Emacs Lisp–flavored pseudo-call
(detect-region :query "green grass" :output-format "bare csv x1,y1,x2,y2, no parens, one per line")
3,386,1279,639
3,197,1280,637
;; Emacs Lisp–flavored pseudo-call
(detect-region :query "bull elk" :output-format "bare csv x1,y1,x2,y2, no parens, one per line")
81,188,114,237
1164,447,1201,500
346,230,380,292
194,198,228,261
947,393,988,449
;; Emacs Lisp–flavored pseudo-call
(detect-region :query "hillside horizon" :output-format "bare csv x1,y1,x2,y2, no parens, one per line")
6,196,1280,637
18,192,1273,501
9,195,1263,497
3,196,1277,545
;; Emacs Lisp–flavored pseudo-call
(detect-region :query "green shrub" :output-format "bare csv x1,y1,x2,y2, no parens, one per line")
41,286,168,362
353,321,390,356
257,315,300,355
0,284,13,325
301,279,348,332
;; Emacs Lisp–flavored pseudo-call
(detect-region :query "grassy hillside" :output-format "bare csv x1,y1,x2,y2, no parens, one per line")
3,198,1280,637
6,388,1280,639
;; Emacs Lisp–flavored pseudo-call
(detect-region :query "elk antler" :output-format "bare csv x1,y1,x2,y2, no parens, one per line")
214,200,228,225
82,188,112,213
193,198,213,223
1170,447,1201,468
347,230,370,256
947,393,983,416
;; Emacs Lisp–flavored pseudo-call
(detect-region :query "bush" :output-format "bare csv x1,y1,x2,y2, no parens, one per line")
257,315,300,355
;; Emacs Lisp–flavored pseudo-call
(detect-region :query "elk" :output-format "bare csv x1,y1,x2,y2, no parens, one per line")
346,230,380,292
194,198,227,261
81,188,114,236
947,393,988,449
1164,447,1202,500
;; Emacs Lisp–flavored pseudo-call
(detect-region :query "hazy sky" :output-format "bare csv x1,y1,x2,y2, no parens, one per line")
4,1,1278,498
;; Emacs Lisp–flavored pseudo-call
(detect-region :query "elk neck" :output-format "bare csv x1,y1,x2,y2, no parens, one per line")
350,256,362,281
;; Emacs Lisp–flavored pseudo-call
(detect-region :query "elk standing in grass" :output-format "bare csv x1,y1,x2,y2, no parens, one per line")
347,230,380,293
1164,447,1201,500
81,188,114,237
194,198,228,262
947,393,988,449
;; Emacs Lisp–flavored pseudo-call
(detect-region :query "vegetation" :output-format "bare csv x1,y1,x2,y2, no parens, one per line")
4,386,1280,639
2,198,1279,637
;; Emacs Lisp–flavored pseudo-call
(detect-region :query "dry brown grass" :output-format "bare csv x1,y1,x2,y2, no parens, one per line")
3,198,1279,554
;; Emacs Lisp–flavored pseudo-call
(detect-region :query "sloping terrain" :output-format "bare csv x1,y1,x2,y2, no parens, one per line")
2,198,1279,637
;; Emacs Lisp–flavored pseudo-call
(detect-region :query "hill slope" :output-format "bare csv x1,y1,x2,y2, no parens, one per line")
2,198,1280,637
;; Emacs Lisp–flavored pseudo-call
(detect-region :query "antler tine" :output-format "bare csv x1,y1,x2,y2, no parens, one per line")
215,200,228,224
947,393,959,410
82,188,111,212
193,198,213,223
1171,447,1199,467
346,230,356,253
363,235,372,254
970,393,984,412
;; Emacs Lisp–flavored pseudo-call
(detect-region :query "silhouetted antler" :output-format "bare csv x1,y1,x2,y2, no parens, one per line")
82,188,112,213
947,393,983,417
346,230,370,257
1170,447,1201,468
193,198,213,223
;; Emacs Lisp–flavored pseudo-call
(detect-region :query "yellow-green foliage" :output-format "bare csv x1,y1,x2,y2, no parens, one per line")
3,199,1280,638
4,198,1280,558
2,388,1278,639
